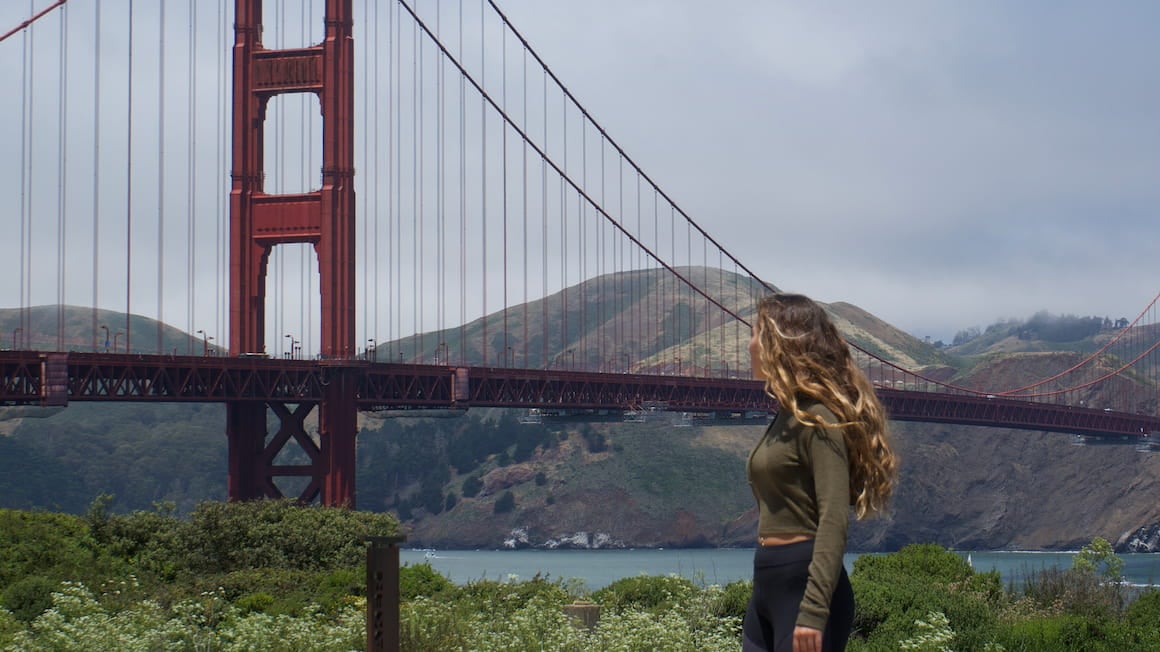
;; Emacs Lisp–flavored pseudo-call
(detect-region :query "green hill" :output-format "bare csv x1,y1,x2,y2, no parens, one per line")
4,273,1160,551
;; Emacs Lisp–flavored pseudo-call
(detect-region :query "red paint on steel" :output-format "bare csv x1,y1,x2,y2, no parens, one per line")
228,0,357,506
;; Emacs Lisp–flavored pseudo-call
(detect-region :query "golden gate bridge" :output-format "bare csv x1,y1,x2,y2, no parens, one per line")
2,1,1159,507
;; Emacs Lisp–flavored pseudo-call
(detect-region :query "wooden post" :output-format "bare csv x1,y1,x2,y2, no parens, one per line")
563,599,601,629
366,535,406,652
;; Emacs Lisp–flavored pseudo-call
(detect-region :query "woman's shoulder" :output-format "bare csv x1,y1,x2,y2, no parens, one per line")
800,400,839,423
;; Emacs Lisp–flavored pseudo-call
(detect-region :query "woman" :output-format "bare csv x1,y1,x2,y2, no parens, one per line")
743,293,897,652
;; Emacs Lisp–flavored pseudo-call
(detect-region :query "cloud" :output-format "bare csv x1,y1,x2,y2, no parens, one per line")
2,0,1156,347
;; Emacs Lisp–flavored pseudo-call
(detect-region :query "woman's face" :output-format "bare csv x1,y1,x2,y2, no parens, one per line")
748,322,763,379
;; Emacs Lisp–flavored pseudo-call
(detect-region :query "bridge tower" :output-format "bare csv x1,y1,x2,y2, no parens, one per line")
227,0,358,506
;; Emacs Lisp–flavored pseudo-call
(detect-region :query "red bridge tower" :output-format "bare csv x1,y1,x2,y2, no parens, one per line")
228,0,358,506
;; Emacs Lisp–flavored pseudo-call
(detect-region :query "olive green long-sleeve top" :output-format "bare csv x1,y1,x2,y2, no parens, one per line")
746,402,850,630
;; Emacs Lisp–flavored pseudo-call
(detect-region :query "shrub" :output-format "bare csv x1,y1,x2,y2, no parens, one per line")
1018,566,1125,620
1126,588,1160,631
592,574,696,614
400,563,454,601
494,491,516,514
453,575,573,618
175,499,398,575
714,579,752,622
234,592,276,614
461,475,483,498
850,544,1002,649
1,575,58,623
0,508,113,588
192,567,326,616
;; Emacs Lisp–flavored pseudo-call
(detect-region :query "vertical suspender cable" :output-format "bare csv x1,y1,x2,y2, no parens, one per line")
521,44,528,366
579,119,586,367
458,0,466,362
560,91,567,356
373,0,380,350
479,0,487,365
216,0,225,348
498,18,508,366
301,0,310,354
603,137,609,367
437,1,445,352
417,15,424,360
361,0,369,348
57,4,68,350
394,0,402,359
540,65,547,367
20,0,31,349
91,0,101,351
618,157,625,370
636,172,641,366
388,0,396,359
275,0,284,355
412,16,419,360
653,190,658,366
187,0,197,353
125,0,134,353
307,0,315,354
157,0,165,355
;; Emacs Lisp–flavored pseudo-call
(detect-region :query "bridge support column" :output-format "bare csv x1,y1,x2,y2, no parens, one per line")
226,402,268,501
228,0,357,506
321,369,358,507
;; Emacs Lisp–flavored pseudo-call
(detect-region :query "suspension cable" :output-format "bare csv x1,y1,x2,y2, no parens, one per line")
0,0,67,44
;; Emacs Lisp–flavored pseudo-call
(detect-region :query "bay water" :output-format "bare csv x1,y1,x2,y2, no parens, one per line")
401,548,1160,592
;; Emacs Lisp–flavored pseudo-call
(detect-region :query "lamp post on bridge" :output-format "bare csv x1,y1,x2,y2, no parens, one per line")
113,331,124,353
100,325,109,352
196,330,213,356
367,338,376,361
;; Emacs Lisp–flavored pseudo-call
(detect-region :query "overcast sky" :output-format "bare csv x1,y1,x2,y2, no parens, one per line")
2,1,1157,347
496,0,1160,341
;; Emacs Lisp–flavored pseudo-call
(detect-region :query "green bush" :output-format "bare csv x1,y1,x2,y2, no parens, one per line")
462,475,483,498
1018,566,1125,620
175,499,398,574
850,544,1002,650
712,579,752,622
592,574,696,614
1126,588,1160,631
0,508,113,588
234,591,276,614
494,491,516,514
192,567,328,616
453,575,573,618
1,575,58,623
1056,616,1140,651
400,562,454,601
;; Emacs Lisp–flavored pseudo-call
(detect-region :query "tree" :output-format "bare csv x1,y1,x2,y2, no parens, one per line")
494,491,515,514
461,475,483,498
1073,537,1123,582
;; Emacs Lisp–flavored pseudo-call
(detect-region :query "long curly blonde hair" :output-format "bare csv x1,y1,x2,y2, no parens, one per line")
752,293,897,519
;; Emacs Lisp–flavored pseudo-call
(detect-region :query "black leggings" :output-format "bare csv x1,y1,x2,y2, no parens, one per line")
741,540,855,652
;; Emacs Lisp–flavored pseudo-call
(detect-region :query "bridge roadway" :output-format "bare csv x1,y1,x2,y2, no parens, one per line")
2,351,1158,440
